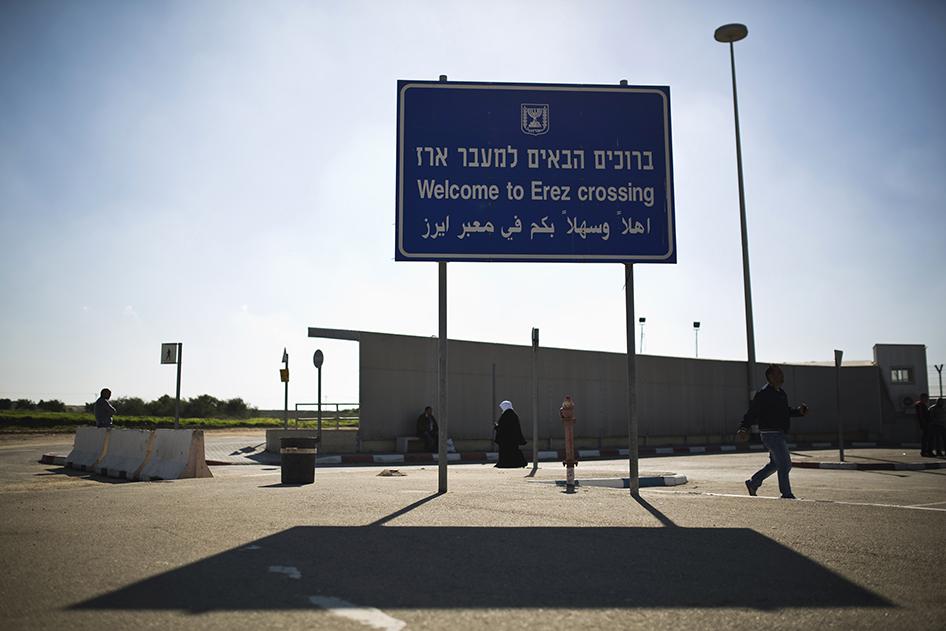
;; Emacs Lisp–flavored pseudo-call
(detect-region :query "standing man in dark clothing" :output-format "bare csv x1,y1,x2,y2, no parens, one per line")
93,388,115,428
738,365,809,499
416,406,439,452
916,393,935,457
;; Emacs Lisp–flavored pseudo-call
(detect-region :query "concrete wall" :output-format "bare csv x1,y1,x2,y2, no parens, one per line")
357,331,886,443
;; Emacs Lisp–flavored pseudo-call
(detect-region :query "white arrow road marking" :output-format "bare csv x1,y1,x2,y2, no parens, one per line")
268,565,301,579
309,595,406,631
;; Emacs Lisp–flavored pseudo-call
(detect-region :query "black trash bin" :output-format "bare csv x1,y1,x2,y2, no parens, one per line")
280,437,317,485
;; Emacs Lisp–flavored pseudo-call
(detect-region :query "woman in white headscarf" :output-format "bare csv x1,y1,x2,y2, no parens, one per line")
494,400,527,468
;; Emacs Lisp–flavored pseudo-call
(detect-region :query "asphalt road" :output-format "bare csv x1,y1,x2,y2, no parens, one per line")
1,435,944,630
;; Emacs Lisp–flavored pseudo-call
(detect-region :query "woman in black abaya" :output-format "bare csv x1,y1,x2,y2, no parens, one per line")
494,400,528,468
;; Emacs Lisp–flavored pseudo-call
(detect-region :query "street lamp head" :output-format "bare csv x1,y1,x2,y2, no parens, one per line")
639,317,646,323
714,23,748,43
693,321,701,329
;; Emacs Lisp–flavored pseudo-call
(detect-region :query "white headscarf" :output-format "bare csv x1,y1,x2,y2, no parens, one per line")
499,400,513,412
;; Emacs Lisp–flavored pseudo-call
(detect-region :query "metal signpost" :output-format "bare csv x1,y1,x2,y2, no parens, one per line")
281,348,289,429
160,342,182,429
835,349,844,462
396,79,676,495
531,327,539,474
313,350,324,443
936,364,943,399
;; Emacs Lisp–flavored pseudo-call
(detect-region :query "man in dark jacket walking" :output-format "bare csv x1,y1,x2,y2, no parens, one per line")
738,365,809,499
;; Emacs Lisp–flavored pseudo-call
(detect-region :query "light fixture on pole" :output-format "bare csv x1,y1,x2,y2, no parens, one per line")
693,321,701,358
936,364,944,399
715,22,757,403
638,317,646,354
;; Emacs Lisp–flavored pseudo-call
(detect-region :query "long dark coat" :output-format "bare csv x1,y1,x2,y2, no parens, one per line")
494,408,527,468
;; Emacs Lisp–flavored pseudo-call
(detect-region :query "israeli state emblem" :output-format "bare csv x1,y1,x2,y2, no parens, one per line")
521,103,549,136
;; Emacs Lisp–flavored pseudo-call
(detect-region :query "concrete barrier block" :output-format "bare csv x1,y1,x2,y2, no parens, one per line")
66,427,110,472
139,429,213,481
97,428,155,480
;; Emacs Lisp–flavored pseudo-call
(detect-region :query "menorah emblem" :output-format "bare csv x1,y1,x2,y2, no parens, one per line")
520,103,549,136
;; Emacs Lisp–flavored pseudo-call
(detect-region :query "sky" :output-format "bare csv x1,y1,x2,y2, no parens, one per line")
1,0,944,409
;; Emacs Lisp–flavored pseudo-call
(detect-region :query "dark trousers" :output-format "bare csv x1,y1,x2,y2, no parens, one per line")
419,431,438,452
920,422,935,455
931,426,946,456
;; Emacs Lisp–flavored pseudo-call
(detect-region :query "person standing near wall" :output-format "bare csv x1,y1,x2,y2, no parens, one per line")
929,397,945,457
915,393,936,457
416,406,439,452
494,400,527,468
738,365,809,499
93,388,115,428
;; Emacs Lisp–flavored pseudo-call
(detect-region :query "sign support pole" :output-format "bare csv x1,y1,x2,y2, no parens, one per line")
174,342,182,430
531,327,539,475
438,260,448,493
283,349,289,429
835,349,844,462
436,73,449,495
625,263,639,496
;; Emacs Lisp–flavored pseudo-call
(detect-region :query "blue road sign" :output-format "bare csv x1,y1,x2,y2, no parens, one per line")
395,80,675,263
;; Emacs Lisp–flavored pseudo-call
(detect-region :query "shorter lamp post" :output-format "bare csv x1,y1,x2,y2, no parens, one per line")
638,317,646,354
693,322,701,358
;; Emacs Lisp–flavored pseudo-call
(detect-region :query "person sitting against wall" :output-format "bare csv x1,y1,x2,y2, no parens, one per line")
416,406,439,452
494,400,528,468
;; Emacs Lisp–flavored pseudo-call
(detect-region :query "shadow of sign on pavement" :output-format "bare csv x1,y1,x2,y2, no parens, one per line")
71,525,891,612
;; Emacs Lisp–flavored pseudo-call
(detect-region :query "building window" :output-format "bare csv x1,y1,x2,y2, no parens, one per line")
891,368,913,384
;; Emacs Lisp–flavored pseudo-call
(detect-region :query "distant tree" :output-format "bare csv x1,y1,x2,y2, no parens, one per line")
183,394,221,418
14,399,35,410
114,397,147,416
221,397,250,418
146,395,177,418
0,398,12,410
84,402,94,413
37,399,66,412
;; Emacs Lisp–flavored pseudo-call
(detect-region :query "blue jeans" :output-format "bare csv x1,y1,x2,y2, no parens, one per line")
750,431,793,497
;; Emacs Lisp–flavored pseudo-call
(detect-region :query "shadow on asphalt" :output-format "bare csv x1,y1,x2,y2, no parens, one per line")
71,521,891,611
35,467,129,484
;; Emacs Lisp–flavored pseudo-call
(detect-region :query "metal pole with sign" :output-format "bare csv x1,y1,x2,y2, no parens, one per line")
396,77,675,496
160,342,182,429
436,73,449,495
835,349,844,462
625,264,639,496
531,327,539,474
281,348,289,429
313,350,324,443
936,364,943,399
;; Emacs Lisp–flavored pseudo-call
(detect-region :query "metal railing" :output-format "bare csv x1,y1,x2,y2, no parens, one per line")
293,402,359,429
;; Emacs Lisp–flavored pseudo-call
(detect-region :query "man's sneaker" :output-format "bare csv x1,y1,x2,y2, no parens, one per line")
780,494,797,500
745,480,757,496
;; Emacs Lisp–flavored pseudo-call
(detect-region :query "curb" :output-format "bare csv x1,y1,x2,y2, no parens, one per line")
45,442,944,469
545,474,688,488
791,461,946,471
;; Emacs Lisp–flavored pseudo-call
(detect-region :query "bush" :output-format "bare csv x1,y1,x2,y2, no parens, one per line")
221,397,253,418
146,395,177,417
114,397,148,416
14,399,35,410
0,399,12,410
183,394,221,418
37,399,66,412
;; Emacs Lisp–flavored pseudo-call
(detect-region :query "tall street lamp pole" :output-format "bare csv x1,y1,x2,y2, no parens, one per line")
715,22,757,403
